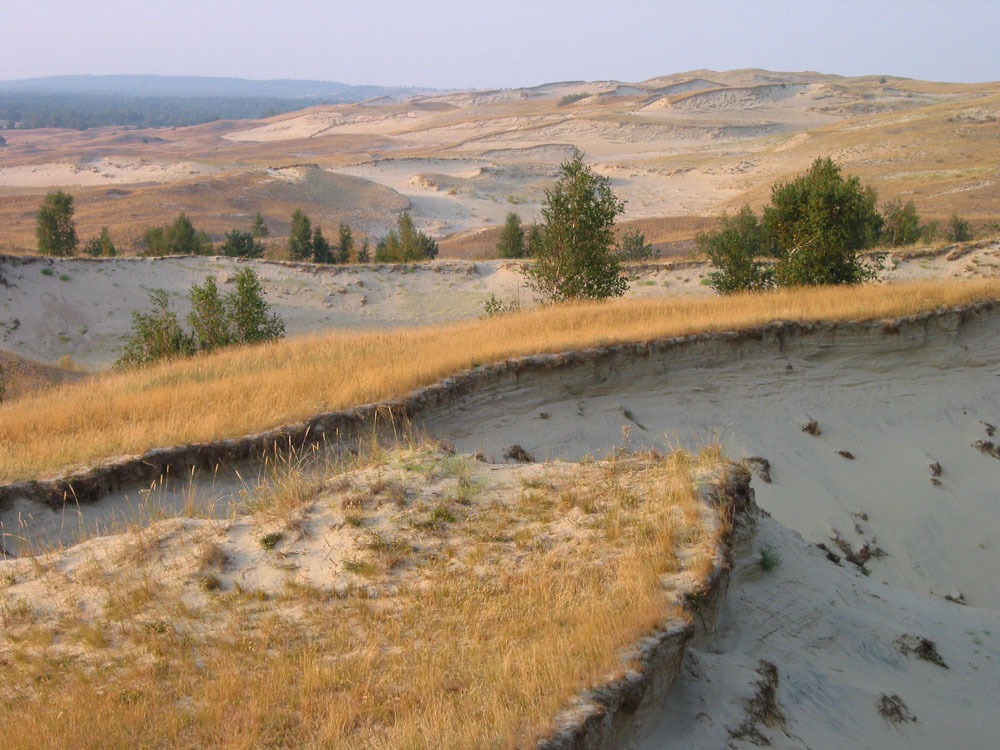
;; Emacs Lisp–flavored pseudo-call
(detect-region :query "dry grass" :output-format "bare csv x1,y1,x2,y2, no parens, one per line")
0,447,720,749
2,278,998,483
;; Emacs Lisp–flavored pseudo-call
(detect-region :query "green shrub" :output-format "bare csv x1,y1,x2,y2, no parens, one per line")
616,228,656,261
946,214,973,242
220,229,264,258
36,190,78,257
116,289,195,368
258,532,284,551
759,544,782,572
117,268,283,367
557,93,588,107
142,212,212,256
483,293,521,317
375,213,438,262
698,206,775,294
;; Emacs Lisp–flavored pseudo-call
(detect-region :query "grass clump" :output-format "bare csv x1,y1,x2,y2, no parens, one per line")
258,532,284,551
759,544,782,572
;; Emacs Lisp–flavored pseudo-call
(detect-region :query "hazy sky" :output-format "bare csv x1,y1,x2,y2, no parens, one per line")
5,0,999,88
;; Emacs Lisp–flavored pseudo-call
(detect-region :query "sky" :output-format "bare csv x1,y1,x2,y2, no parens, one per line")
4,0,999,88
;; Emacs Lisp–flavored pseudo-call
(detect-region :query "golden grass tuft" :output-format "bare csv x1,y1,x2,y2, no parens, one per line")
2,278,999,483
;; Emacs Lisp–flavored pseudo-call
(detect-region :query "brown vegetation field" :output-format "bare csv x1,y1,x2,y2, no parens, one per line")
2,277,997,483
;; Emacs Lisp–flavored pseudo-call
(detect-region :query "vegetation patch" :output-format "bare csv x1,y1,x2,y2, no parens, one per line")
0,446,725,749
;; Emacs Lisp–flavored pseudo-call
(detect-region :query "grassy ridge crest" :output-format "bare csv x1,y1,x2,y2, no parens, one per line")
3,278,999,482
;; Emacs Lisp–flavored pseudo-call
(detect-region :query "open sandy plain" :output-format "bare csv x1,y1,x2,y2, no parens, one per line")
1,68,999,254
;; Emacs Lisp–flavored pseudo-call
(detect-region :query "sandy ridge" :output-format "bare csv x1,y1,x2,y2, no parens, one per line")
538,466,754,749
3,300,994,515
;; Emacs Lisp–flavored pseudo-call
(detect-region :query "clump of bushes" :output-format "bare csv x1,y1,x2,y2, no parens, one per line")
116,268,284,367
700,158,885,293
142,212,212,256
374,213,438,262
700,158,988,295
82,227,117,257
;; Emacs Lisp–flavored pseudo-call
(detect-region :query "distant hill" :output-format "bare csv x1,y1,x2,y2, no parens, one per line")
0,75,439,130
0,74,434,100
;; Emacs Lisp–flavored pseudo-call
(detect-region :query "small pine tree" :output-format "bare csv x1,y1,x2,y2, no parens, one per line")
288,209,312,261
616,228,655,261
36,190,78,257
496,212,525,258
188,277,232,351
312,226,333,264
226,268,285,344
336,222,354,264
220,229,264,258
251,212,270,239
357,237,371,263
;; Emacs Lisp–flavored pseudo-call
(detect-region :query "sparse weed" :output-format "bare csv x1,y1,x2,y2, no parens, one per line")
258,532,284,551
759,544,782,572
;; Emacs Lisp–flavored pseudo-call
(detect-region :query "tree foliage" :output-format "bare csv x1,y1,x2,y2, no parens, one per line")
699,207,774,294
312,226,333,264
374,213,438,262
83,227,116,257
287,209,312,261
116,290,195,367
143,212,212,256
496,212,526,258
336,222,354,264
946,214,973,242
356,237,371,264
525,224,544,258
527,154,627,301
700,158,884,294
36,190,78,256
616,228,656,261
188,277,232,351
226,268,285,344
765,158,883,286
117,269,284,367
221,229,264,258
251,212,269,239
880,199,922,247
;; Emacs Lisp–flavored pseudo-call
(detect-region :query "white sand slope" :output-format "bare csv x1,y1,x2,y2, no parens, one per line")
629,514,1000,749
424,309,1000,607
3,242,998,368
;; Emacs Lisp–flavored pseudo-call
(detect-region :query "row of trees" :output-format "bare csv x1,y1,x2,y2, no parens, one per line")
699,158,979,294
117,268,284,367
31,190,439,264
